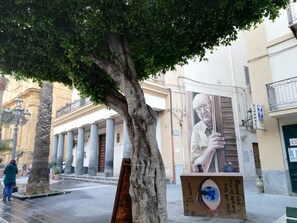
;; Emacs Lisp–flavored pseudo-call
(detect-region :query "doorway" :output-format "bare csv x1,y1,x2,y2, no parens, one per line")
282,125,297,193
252,143,262,177
98,134,106,173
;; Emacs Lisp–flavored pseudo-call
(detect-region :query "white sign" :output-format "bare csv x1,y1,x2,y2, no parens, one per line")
289,138,297,146
252,104,265,130
288,147,297,162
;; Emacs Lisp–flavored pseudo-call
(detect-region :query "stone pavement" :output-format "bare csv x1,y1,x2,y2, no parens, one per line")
0,176,295,223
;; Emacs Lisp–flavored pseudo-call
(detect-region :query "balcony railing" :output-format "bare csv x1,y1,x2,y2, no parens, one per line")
266,77,297,112
287,3,297,38
287,3,297,25
149,73,164,83
56,98,91,119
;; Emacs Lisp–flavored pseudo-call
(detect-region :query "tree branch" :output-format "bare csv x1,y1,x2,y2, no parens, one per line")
87,53,122,84
105,88,135,143
107,32,137,79
88,33,155,127
106,88,131,123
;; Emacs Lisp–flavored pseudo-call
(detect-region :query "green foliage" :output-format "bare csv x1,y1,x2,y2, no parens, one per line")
0,1,289,105
0,139,12,152
49,162,56,169
53,166,62,175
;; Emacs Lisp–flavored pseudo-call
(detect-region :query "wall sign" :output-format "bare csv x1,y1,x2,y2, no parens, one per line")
288,147,297,162
252,104,265,130
289,138,297,146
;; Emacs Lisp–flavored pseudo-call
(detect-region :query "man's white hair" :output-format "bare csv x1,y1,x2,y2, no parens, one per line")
192,93,211,110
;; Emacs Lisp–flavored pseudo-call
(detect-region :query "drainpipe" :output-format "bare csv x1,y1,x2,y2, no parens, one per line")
169,88,176,184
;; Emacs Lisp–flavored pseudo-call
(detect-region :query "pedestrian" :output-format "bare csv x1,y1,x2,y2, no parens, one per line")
21,163,27,176
2,160,18,202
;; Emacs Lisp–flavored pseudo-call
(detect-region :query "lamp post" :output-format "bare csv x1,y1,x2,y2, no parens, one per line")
1,97,31,160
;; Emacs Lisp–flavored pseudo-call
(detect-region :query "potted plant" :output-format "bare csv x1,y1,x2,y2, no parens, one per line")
49,162,56,180
53,166,62,180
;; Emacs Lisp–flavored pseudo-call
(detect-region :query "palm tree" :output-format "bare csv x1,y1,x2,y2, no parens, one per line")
26,82,53,194
0,76,8,139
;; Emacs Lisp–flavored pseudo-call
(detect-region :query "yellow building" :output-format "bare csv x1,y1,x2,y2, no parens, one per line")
51,76,180,181
0,78,72,169
245,2,297,195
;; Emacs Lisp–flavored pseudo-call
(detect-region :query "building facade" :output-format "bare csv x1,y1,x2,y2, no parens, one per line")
245,1,297,195
0,78,72,169
181,31,257,180
51,78,177,180
51,36,258,184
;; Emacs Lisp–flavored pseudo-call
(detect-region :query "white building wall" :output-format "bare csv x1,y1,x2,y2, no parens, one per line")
261,2,297,83
113,123,123,176
268,38,297,82
53,92,166,135
183,33,257,178
54,91,166,176
264,9,291,42
240,129,258,178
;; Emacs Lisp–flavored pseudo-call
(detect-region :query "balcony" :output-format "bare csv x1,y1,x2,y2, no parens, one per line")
287,3,297,38
56,98,91,119
266,77,297,114
149,73,164,83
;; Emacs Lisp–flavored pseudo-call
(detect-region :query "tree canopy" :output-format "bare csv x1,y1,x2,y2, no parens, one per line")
0,1,290,222
0,0,289,105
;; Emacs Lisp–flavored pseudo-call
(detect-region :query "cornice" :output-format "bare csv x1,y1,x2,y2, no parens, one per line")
3,87,41,107
52,103,106,127
266,33,295,48
141,80,169,97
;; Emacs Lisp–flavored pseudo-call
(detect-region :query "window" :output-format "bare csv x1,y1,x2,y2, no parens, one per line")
244,66,250,86
116,133,121,144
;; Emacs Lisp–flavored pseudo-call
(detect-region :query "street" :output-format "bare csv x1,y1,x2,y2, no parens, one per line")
0,177,294,223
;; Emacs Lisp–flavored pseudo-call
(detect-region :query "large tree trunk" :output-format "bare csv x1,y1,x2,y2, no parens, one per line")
90,33,168,222
26,82,53,194
129,108,168,223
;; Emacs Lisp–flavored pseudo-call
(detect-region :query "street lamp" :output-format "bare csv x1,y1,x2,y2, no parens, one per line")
1,97,31,160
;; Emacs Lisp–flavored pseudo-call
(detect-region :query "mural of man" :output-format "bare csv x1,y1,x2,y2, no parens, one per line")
191,94,225,172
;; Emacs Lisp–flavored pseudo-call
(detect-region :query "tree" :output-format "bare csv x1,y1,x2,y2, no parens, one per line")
26,82,53,194
0,1,289,222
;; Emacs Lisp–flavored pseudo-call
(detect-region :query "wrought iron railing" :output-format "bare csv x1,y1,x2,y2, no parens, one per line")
149,73,164,83
56,98,91,118
287,3,297,38
287,3,297,26
266,77,297,112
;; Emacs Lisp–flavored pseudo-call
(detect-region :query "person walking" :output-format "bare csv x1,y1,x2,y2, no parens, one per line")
20,163,27,176
2,160,18,202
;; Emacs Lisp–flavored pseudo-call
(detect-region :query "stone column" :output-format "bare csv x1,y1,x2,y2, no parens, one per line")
51,135,59,163
123,122,132,158
75,127,85,175
65,131,74,174
57,134,65,168
105,119,115,177
88,123,99,176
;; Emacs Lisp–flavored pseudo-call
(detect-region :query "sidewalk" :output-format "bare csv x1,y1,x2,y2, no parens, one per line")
167,178,297,223
0,176,295,223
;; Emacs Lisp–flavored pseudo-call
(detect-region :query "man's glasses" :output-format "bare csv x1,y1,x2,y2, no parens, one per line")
194,102,210,113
